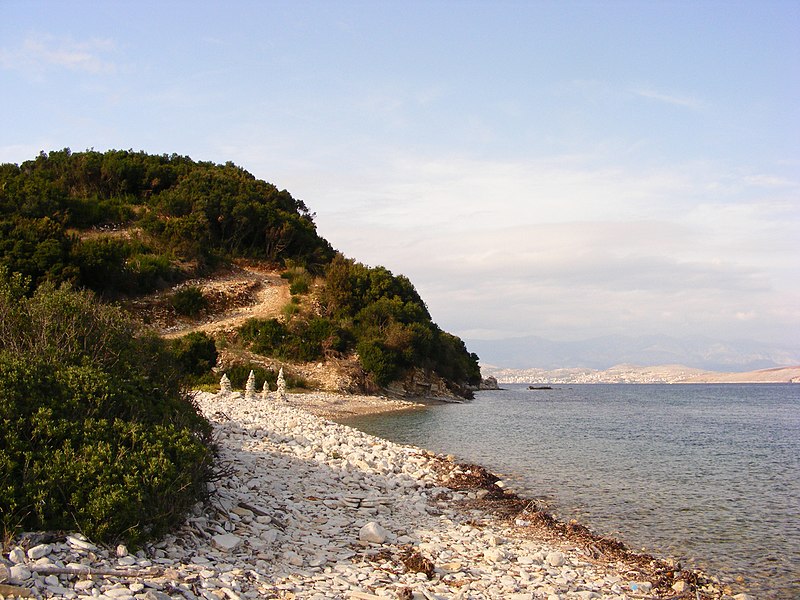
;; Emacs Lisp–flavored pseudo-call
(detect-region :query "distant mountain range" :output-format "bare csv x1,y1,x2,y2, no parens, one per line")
465,334,800,372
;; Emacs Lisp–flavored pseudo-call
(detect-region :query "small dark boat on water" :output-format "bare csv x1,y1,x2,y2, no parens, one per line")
528,385,553,390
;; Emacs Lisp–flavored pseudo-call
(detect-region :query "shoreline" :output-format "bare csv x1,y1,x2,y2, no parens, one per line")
2,391,729,600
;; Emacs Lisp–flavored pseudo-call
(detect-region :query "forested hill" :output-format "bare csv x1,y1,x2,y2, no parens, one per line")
0,149,334,289
0,149,480,396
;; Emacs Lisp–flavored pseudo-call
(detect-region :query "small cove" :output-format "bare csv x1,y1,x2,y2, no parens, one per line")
340,383,800,599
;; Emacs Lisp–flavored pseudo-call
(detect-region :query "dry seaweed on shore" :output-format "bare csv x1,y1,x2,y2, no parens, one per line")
432,457,724,599
399,547,436,579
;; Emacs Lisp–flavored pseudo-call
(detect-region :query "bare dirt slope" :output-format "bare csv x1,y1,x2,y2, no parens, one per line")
133,263,291,339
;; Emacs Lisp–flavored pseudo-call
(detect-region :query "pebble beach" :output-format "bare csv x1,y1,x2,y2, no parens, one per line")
1,391,734,600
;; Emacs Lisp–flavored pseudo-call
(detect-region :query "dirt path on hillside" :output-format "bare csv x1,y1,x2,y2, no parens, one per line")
158,265,292,339
139,264,367,393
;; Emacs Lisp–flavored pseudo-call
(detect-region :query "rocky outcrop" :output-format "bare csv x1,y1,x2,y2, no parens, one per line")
385,368,472,401
479,376,500,390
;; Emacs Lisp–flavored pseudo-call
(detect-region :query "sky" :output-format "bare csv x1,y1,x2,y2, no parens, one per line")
2,1,799,353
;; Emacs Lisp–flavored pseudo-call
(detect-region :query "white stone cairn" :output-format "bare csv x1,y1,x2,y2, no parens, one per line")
219,373,232,396
276,367,287,401
261,380,270,401
245,370,257,400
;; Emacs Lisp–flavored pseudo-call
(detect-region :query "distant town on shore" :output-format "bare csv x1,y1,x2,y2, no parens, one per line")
481,363,800,385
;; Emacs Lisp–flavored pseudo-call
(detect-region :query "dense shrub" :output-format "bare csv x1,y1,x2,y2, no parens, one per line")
356,340,400,387
225,363,276,391
289,277,310,295
65,195,134,228
0,217,77,287
0,270,212,545
125,252,177,293
170,286,208,316
282,266,312,296
171,332,218,377
71,237,177,295
238,317,347,363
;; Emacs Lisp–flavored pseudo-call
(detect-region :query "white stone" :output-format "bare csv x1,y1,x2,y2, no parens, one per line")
27,543,52,559
672,580,690,593
284,550,303,566
116,544,128,557
47,584,73,597
212,533,242,551
546,551,565,567
141,591,173,600
8,547,26,564
9,564,31,582
66,535,97,551
358,521,389,544
483,548,505,562
75,580,95,591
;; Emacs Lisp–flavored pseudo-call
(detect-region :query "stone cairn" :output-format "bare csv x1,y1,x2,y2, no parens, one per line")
261,380,270,401
244,370,257,400
276,367,287,401
219,373,232,396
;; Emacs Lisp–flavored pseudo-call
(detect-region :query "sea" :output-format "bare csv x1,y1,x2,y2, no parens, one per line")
340,384,800,599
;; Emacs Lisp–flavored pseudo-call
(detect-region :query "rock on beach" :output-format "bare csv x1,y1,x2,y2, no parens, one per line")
1,390,720,599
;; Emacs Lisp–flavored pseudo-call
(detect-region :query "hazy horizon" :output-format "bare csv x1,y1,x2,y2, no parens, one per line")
466,332,800,372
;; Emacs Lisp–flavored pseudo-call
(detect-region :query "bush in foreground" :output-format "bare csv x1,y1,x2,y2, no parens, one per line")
171,331,218,377
0,269,213,545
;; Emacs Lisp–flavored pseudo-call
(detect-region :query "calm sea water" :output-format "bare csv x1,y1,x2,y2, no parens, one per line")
341,384,800,599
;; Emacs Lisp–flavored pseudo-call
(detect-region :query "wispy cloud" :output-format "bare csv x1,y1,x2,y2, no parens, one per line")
742,174,796,188
631,87,701,109
276,152,798,344
0,34,117,74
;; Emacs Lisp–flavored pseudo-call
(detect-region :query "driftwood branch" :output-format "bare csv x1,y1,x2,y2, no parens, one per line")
237,501,268,517
29,564,164,579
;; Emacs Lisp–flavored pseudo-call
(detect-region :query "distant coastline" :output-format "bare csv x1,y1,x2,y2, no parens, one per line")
481,363,800,385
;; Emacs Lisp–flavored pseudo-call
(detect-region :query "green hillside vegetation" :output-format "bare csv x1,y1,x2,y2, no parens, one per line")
236,257,481,393
0,148,334,292
0,148,480,394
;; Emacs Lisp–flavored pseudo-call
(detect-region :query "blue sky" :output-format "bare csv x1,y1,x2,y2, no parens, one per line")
2,1,799,352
